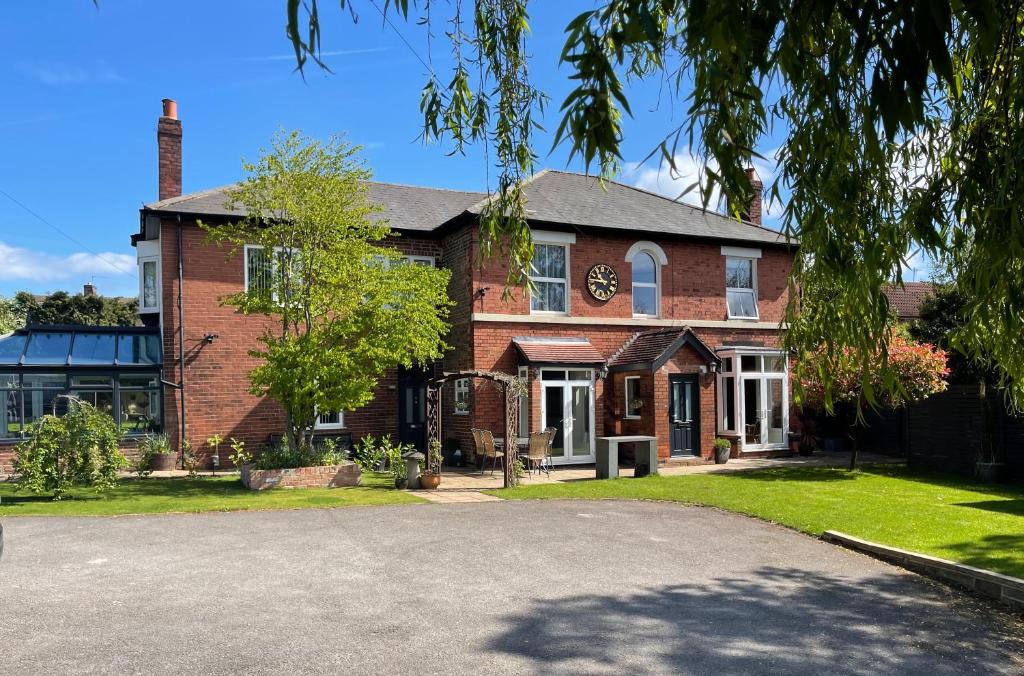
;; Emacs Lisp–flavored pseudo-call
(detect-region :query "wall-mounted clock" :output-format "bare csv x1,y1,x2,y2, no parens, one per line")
587,263,619,301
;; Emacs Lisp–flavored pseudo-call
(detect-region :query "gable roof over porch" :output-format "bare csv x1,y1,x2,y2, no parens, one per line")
606,327,720,373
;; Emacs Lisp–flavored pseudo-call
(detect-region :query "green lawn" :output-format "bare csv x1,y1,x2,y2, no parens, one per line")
0,472,425,517
490,464,1024,579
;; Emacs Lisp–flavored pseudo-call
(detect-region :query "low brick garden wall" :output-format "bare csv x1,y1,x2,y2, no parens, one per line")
240,462,362,490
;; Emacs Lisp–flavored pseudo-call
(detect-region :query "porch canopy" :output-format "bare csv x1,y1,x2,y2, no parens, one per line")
607,327,720,373
513,336,604,365
0,325,164,440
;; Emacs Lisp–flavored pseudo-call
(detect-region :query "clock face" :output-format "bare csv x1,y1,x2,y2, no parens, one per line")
587,264,619,301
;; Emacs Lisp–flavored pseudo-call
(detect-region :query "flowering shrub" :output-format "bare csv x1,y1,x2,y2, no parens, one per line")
798,335,949,411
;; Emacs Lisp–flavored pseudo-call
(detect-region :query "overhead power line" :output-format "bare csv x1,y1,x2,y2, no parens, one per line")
0,188,135,277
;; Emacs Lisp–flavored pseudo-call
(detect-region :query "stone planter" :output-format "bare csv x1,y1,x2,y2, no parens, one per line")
149,453,177,471
714,445,730,464
240,461,361,491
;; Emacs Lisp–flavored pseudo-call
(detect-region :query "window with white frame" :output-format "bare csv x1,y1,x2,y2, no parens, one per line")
724,252,759,319
315,411,345,430
403,255,435,267
454,378,470,414
624,376,643,418
245,245,274,294
530,243,569,313
631,252,659,316
139,258,159,311
625,241,666,317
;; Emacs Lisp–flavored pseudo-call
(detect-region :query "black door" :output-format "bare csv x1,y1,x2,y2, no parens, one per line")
668,374,699,456
398,369,428,451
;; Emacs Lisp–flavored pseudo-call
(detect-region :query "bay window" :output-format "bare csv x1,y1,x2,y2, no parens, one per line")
717,349,788,450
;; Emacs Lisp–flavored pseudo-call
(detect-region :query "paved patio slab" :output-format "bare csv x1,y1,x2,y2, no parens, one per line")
2,500,1021,674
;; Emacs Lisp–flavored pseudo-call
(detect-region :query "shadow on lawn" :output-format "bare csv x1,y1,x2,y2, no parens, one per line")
939,533,1024,578
720,466,859,483
487,566,1022,673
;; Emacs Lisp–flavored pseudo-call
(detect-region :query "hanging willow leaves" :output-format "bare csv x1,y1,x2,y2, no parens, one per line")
279,1,1024,410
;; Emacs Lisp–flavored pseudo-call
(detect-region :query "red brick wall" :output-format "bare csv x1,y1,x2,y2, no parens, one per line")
160,219,444,465
463,320,786,460
472,229,793,323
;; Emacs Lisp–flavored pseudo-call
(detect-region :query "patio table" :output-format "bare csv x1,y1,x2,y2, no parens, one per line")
596,436,658,479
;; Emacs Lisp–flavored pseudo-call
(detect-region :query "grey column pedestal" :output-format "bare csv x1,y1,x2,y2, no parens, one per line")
634,440,659,478
596,438,618,479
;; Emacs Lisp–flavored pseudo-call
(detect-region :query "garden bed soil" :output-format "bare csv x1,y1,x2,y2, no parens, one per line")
241,462,361,490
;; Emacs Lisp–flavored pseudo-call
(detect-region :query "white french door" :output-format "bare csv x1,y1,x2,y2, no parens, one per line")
540,369,596,465
740,374,787,449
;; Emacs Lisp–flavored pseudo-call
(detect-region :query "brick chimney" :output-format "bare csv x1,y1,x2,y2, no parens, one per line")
157,98,182,201
740,167,763,226
83,282,97,297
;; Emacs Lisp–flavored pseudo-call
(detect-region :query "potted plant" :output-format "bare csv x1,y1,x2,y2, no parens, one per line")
144,434,177,471
713,437,732,464
419,439,443,490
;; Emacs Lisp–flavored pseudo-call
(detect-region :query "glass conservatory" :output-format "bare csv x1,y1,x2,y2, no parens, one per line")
0,325,163,441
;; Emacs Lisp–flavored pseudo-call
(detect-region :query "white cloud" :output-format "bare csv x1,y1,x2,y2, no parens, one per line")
17,61,123,86
0,240,135,286
236,47,387,62
622,147,787,227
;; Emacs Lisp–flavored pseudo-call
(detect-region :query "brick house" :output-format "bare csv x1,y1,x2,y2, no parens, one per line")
0,99,798,469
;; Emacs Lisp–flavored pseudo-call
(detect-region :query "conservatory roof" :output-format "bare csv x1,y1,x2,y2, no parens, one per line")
0,325,162,368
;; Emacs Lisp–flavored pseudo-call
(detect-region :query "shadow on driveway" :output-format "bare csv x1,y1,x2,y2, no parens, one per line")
488,565,1024,674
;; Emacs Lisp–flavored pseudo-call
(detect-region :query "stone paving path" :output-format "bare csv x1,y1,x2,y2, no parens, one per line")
411,451,901,503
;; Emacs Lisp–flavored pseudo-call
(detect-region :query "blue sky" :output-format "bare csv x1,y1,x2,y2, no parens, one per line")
0,1,823,300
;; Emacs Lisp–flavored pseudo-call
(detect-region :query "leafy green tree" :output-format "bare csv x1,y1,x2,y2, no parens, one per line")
799,334,948,468
272,1,1024,409
14,397,127,500
15,290,138,326
0,295,27,333
203,131,452,452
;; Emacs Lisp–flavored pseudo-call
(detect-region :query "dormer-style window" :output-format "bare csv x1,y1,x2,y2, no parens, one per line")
625,241,667,318
722,246,761,319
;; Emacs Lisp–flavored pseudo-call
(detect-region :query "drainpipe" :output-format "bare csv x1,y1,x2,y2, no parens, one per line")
177,214,187,467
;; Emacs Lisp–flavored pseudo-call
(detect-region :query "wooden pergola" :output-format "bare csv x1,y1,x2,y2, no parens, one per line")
425,369,523,488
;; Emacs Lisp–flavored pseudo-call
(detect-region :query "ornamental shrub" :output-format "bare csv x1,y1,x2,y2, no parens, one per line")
13,397,127,500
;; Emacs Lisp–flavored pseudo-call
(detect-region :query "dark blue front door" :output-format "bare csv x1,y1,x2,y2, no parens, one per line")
668,375,699,456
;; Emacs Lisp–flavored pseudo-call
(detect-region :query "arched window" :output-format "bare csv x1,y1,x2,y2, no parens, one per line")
625,241,667,318
632,252,658,316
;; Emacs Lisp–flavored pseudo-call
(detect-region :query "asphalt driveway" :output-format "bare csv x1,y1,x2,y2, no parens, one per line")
2,501,1022,674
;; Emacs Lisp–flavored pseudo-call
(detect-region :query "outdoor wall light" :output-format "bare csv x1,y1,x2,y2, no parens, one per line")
203,333,219,344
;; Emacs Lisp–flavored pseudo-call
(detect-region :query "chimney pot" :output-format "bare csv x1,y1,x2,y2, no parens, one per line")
157,98,183,200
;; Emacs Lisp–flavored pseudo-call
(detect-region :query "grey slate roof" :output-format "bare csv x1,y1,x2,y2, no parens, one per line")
471,170,787,246
144,182,487,233
144,169,790,245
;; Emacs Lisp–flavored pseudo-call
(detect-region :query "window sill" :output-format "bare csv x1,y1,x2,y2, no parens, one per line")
726,315,760,321
623,415,641,420
453,410,470,416
530,311,569,317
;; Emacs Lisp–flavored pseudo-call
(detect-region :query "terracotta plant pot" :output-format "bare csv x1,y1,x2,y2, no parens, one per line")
149,453,177,471
419,473,441,490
